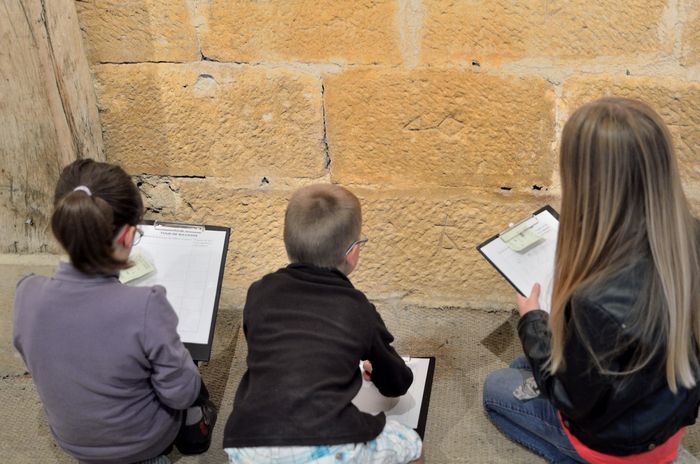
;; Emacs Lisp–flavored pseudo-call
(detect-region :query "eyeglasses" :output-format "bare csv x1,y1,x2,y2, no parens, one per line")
116,225,143,246
345,237,368,255
133,227,143,246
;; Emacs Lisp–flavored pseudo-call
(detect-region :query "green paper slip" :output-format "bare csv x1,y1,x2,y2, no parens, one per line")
119,253,156,284
500,217,544,252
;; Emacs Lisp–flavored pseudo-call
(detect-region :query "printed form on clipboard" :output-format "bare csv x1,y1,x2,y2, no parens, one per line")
476,206,559,313
119,220,231,361
352,357,435,439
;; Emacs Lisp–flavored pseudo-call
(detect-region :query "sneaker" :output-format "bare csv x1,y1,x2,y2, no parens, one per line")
174,399,218,455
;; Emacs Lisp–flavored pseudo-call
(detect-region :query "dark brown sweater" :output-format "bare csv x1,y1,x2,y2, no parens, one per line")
223,263,413,447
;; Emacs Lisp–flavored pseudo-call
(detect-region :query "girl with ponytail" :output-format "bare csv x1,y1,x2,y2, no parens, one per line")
13,160,217,464
483,98,700,463
51,159,143,275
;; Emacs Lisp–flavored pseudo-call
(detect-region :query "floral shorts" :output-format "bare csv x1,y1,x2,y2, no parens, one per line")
225,419,422,464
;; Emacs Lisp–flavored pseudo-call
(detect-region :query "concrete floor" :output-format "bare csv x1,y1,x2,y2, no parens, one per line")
2,255,700,463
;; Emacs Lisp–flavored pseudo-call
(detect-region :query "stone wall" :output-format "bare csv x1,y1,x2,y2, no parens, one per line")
75,0,700,309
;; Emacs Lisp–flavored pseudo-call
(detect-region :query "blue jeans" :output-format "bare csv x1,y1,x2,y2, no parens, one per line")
483,357,586,464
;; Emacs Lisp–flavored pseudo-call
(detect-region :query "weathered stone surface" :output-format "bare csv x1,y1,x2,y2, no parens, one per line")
355,189,552,308
199,0,401,64
562,77,700,194
139,179,290,303
1,0,102,254
140,177,550,309
95,63,326,178
75,0,199,63
683,1,700,66
325,69,556,190
421,0,670,64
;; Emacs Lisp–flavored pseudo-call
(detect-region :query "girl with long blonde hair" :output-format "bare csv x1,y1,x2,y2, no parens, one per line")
483,97,700,463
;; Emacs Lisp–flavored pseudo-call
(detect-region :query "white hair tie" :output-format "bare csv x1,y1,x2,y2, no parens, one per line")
73,185,92,196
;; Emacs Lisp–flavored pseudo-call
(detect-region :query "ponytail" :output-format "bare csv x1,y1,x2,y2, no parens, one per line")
51,160,143,275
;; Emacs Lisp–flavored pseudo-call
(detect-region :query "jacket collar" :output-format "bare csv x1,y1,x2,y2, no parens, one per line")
54,261,119,283
284,263,354,288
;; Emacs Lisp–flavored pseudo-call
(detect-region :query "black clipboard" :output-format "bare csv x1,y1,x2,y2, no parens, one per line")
134,220,230,362
476,205,559,297
414,356,436,439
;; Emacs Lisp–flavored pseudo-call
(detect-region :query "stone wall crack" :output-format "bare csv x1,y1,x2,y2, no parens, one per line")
321,81,331,170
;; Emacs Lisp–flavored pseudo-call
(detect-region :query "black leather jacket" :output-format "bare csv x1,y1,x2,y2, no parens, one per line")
518,259,699,456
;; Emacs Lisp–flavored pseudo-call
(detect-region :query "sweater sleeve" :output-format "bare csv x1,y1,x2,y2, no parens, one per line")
518,300,618,422
142,286,201,410
12,274,34,357
365,304,413,397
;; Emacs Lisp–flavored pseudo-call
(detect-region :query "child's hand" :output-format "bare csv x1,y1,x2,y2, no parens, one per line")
516,283,541,317
362,360,372,381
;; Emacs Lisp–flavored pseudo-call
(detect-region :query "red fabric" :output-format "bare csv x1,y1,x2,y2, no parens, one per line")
560,414,683,464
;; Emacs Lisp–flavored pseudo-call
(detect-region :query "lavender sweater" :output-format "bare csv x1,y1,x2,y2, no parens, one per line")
13,262,201,464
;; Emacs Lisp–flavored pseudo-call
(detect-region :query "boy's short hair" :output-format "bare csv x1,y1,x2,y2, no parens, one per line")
284,184,362,269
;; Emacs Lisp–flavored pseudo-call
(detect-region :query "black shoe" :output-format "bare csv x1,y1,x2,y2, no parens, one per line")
174,400,218,455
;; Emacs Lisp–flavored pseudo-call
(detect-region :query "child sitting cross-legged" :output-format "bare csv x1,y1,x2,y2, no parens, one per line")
13,160,216,464
223,184,423,464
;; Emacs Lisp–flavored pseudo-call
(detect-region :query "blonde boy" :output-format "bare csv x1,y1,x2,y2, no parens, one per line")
223,184,423,464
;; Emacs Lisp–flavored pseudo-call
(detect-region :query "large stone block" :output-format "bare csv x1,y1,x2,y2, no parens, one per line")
325,69,556,190
355,189,552,308
421,0,670,65
75,0,199,63
95,63,326,179
139,177,550,309
199,0,401,64
562,77,700,194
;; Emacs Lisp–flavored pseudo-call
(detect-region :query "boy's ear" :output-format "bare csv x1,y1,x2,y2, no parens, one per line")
344,244,360,274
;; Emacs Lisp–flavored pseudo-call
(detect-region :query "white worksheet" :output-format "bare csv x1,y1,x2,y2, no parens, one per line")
478,207,559,313
126,223,228,345
352,357,433,432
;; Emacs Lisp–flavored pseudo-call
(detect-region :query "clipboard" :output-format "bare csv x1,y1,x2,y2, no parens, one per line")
352,356,435,439
476,206,559,312
414,356,435,439
122,220,231,361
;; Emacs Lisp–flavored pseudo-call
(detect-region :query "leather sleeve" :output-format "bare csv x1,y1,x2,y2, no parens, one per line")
518,299,621,422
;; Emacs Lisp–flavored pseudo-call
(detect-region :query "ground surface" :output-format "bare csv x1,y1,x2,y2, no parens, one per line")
2,255,699,463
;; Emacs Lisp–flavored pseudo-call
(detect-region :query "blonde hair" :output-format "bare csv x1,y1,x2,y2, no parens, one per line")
284,184,361,269
551,97,700,392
